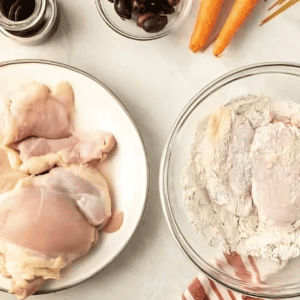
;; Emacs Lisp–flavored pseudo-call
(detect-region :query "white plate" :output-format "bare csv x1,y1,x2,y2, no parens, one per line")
0,60,149,293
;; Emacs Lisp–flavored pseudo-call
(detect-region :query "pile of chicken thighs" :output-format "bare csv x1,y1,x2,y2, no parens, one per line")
0,81,116,299
193,95,300,226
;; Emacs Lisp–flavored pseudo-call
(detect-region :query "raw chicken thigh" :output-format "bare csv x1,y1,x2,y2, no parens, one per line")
0,81,73,146
15,131,115,162
14,131,116,175
19,164,112,228
0,81,117,299
0,164,111,257
196,97,271,217
251,122,300,226
0,164,110,299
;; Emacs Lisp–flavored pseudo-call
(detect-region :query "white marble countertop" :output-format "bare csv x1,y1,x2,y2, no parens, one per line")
0,0,299,299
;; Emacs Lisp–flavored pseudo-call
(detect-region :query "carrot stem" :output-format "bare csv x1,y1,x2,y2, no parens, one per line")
190,0,225,52
268,0,286,10
213,0,258,56
261,0,300,25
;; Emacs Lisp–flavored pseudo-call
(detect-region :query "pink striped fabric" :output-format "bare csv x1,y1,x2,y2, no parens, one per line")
182,252,282,300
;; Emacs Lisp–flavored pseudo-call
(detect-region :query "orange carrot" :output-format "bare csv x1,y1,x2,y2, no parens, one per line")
190,0,225,52
213,0,258,56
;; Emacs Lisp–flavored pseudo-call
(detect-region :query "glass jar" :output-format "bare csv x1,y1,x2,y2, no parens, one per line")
0,0,59,44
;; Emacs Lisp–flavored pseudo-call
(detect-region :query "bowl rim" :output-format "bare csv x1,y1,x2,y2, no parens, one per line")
94,0,193,41
159,62,300,299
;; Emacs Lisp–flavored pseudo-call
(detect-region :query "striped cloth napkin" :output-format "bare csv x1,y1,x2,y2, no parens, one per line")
182,252,286,300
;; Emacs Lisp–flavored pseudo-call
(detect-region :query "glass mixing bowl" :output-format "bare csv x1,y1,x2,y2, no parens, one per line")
95,0,193,41
159,62,300,299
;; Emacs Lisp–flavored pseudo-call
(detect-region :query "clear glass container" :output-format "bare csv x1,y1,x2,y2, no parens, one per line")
160,62,300,299
95,0,193,41
0,0,59,44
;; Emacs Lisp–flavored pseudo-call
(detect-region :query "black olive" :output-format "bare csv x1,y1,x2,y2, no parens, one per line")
146,1,175,14
131,10,139,21
137,13,168,33
114,0,131,20
160,2,175,14
137,12,151,27
132,0,146,14
167,0,180,6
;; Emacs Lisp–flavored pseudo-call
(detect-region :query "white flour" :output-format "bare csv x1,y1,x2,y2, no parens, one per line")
182,94,300,261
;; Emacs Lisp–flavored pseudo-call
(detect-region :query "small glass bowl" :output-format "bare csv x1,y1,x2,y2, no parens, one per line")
95,0,193,41
160,62,300,299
